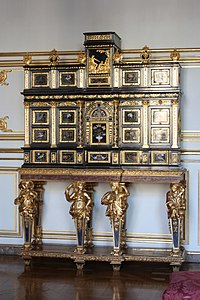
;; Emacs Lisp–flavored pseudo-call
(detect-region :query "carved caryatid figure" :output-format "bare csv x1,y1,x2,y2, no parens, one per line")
15,180,37,221
65,181,92,221
166,180,186,257
166,181,186,220
101,182,129,223
65,181,93,253
15,180,38,250
101,182,129,255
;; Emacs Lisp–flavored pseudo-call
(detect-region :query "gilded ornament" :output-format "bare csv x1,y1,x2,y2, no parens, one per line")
86,34,110,41
140,45,151,63
0,116,12,132
170,49,180,61
65,181,93,221
0,70,12,86
23,54,32,65
88,50,110,74
166,181,186,220
113,50,122,63
101,182,129,224
49,49,59,65
14,180,37,221
77,52,86,64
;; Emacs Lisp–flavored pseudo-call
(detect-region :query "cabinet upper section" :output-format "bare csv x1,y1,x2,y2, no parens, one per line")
22,32,182,168
23,31,180,92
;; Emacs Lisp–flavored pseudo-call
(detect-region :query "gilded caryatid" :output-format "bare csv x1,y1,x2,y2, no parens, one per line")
166,180,186,256
101,182,129,223
166,181,186,220
65,181,93,253
15,180,38,250
15,180,37,221
101,182,129,255
65,181,93,221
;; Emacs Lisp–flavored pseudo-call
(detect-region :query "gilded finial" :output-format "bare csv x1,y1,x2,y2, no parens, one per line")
49,49,59,65
170,49,180,61
141,45,151,63
23,53,32,65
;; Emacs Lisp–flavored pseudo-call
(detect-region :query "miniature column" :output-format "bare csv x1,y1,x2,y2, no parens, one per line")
14,180,37,250
101,182,129,255
65,181,94,254
166,180,186,256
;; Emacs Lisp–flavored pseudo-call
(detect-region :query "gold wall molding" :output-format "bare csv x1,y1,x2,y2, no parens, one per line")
0,132,24,140
0,148,23,153
1,46,200,68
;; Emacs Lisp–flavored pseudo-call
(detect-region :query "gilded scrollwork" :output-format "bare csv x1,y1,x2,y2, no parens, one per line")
0,70,12,86
0,116,12,132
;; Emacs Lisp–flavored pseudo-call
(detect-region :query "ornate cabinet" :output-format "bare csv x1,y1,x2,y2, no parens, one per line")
15,32,186,271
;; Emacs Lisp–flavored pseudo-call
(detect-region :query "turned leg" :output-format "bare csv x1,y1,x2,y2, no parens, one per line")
32,181,46,250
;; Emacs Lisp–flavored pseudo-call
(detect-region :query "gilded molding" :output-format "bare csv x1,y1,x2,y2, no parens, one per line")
19,167,122,177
